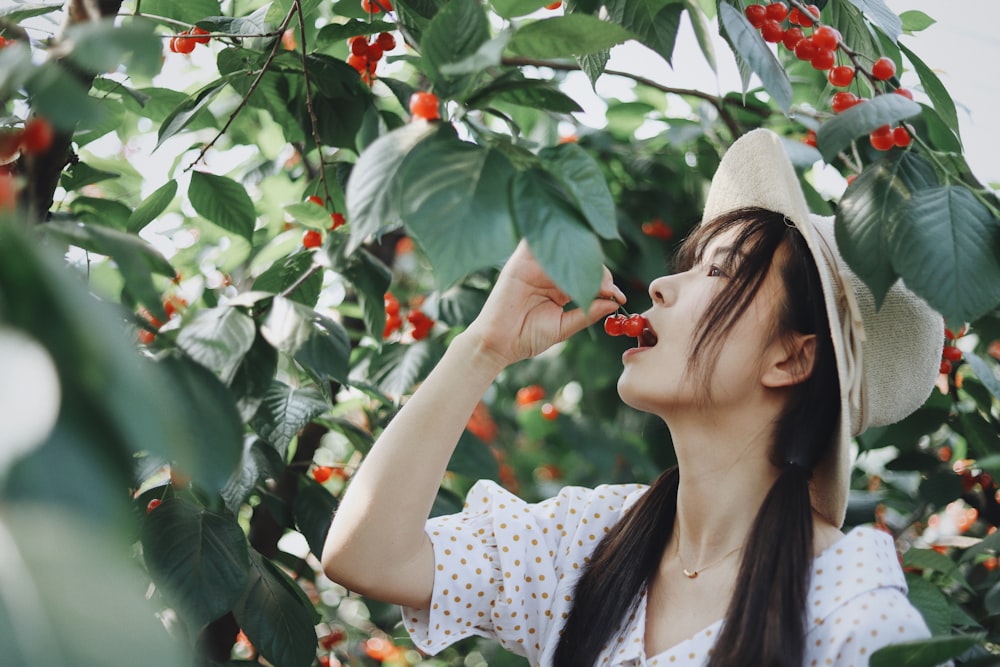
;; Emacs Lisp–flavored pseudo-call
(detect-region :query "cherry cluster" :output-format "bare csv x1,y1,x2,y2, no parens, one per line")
347,32,396,85
604,312,649,338
940,325,965,375
168,27,211,54
0,117,55,210
137,295,187,345
384,292,436,340
641,218,673,240
744,2,914,151
302,195,346,248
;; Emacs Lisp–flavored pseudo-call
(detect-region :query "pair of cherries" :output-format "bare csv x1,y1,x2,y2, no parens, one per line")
604,312,648,338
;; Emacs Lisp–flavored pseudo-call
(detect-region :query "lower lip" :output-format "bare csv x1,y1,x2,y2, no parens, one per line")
622,346,652,361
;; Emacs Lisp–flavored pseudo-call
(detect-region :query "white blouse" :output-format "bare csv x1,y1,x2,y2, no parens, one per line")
402,480,934,666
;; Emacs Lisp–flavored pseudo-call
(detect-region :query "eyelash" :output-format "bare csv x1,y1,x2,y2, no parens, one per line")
707,264,726,278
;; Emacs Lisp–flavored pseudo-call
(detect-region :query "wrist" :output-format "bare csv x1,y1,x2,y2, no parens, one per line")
451,327,513,378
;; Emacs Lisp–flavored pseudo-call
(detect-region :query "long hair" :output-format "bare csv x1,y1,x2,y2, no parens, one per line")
553,208,841,666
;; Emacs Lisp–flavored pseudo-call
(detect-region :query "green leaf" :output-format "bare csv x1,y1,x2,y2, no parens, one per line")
284,201,335,230
899,10,935,33
964,352,1000,403
156,76,234,149
816,93,921,162
899,42,960,136
451,431,500,481
835,152,938,307
681,0,715,72
221,438,284,514
127,181,178,233
398,130,518,288
490,0,550,18
904,573,952,637
230,332,280,421
176,306,257,384
59,162,120,192
24,61,106,132
512,169,604,309
0,2,63,22
467,76,581,113
254,252,322,307
507,15,636,59
157,355,245,493
717,2,792,112
844,0,901,42
141,498,249,632
538,142,619,241
827,0,881,66
138,0,222,23
233,551,319,667
250,382,329,458
188,171,257,242
65,18,162,79
345,121,437,254
421,0,490,95
68,196,133,229
260,296,314,355
337,248,392,343
440,33,513,76
195,15,267,36
903,548,970,590
890,186,1000,323
614,0,683,64
315,18,396,45
294,314,353,385
870,634,984,667
363,340,445,401
294,477,339,557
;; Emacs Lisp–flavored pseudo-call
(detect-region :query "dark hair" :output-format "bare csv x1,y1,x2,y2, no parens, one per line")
553,207,841,667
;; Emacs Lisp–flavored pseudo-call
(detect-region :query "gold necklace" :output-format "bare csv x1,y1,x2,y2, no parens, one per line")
675,535,743,579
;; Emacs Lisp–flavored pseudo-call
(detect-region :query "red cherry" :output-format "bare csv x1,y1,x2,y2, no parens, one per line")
376,32,396,51
384,292,400,316
347,54,367,74
892,125,911,148
828,65,854,87
330,212,346,229
811,48,835,71
21,117,54,154
622,314,645,338
943,346,962,362
869,125,894,151
307,194,324,206
745,4,767,28
789,3,819,27
349,36,369,57
191,26,211,44
174,31,196,54
168,36,178,53
793,36,818,61
831,91,859,113
546,0,562,8
312,466,334,483
540,402,558,420
516,385,546,406
409,91,440,121
781,26,804,50
812,25,839,50
940,360,953,375
764,2,788,22
894,87,914,100
367,43,383,62
760,19,784,43
0,174,15,211
303,230,322,248
146,498,162,513
383,313,402,338
872,57,896,81
802,129,817,148
604,314,625,336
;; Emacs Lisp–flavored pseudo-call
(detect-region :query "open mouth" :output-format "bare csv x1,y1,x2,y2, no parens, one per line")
638,324,658,348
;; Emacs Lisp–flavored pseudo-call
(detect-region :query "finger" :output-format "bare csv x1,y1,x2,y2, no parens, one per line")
558,296,619,338
598,267,627,305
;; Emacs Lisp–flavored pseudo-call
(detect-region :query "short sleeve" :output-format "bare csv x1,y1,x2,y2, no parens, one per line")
809,588,941,667
401,479,645,662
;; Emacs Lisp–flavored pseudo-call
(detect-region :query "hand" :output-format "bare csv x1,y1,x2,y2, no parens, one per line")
463,240,626,368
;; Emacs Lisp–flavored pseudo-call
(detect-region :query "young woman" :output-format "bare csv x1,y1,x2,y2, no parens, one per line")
322,129,945,666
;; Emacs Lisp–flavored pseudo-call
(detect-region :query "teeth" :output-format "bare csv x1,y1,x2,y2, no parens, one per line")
639,328,658,347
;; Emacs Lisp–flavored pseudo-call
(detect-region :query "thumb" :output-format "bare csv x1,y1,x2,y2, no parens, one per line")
559,296,620,338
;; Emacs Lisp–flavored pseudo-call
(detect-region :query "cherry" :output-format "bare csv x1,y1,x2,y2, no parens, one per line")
789,4,819,27
21,117,53,154
191,26,211,44
781,27,804,50
604,314,625,336
802,129,817,147
760,19,784,43
349,36,369,57
516,384,546,406
894,88,913,100
622,314,645,338
407,309,434,339
943,346,962,362
872,57,896,81
546,0,562,8
307,194,324,206
812,25,839,51
827,65,854,87
811,48,835,71
409,91,440,121
0,129,21,163
376,32,396,51
384,292,400,316
0,36,13,49
745,4,767,28
347,54,367,73
869,125,894,151
641,219,673,240
146,498,162,514
174,31,196,54
367,43,384,62
303,229,322,248
312,465,334,483
362,0,392,12
764,2,788,22
138,329,156,345
330,212,346,229
892,125,911,148
383,313,402,338
540,402,559,420
793,36,817,61
319,628,346,649
0,174,14,211
831,91,859,113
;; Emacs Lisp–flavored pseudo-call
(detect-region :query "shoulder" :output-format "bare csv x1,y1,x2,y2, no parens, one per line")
459,478,648,520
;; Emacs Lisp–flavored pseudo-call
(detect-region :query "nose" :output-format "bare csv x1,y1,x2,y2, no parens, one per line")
648,274,676,307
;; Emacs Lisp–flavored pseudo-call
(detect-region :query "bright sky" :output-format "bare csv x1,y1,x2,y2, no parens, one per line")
567,0,999,187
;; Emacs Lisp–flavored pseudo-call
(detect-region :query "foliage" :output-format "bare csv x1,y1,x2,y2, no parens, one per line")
0,0,999,666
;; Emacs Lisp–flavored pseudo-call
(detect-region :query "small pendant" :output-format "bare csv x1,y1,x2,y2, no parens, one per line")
682,569,698,579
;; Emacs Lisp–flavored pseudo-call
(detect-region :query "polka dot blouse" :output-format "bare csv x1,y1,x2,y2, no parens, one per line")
402,480,936,667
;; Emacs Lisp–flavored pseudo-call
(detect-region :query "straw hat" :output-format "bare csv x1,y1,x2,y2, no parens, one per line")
702,128,943,527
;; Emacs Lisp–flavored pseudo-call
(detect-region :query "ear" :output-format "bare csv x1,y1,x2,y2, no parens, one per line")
761,332,816,388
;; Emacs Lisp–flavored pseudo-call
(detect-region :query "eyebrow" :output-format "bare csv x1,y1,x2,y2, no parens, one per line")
706,244,745,267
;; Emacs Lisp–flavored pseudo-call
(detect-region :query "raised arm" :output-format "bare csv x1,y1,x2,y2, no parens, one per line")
321,241,624,608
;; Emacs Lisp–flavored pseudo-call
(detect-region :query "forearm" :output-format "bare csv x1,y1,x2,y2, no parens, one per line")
321,330,505,604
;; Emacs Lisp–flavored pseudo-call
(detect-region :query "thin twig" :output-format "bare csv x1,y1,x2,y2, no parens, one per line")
279,262,324,299
500,56,756,140
183,5,300,172
293,0,334,209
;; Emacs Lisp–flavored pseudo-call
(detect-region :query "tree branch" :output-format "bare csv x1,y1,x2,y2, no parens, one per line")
500,56,760,140
292,0,334,209
182,5,299,172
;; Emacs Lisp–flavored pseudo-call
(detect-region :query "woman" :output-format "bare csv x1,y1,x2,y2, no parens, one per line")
322,129,944,666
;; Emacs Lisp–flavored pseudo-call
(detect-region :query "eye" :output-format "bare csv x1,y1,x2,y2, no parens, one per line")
707,264,726,278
